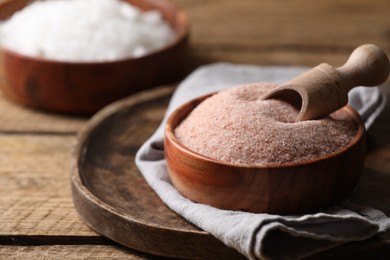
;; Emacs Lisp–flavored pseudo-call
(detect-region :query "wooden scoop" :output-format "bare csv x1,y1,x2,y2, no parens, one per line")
261,44,390,121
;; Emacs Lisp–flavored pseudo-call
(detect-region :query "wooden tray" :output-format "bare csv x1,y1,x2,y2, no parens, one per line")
71,85,390,259
71,86,244,259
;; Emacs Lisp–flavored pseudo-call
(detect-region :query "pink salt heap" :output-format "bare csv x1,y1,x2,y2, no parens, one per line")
174,83,357,165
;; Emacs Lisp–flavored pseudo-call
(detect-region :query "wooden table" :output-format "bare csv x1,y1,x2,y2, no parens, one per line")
1,0,390,258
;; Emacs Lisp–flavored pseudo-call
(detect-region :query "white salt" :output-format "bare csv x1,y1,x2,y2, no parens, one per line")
175,83,358,165
0,0,175,62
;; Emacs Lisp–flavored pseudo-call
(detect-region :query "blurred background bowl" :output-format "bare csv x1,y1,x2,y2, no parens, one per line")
0,0,188,115
165,93,366,214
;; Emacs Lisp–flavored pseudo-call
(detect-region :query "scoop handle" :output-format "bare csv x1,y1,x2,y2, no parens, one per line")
336,44,390,96
261,44,390,121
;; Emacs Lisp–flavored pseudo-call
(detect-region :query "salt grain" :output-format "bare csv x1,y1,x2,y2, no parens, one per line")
0,0,175,62
175,83,357,165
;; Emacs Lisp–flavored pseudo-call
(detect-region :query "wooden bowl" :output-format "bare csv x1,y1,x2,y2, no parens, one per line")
0,0,188,115
164,93,366,214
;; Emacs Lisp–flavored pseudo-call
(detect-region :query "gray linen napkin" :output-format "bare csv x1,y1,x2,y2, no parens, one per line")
135,63,389,259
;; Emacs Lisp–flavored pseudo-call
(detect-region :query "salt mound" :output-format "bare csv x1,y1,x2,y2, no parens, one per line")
0,0,175,62
175,83,358,165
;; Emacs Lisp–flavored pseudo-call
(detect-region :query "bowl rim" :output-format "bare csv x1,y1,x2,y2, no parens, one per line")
165,91,366,169
0,0,189,65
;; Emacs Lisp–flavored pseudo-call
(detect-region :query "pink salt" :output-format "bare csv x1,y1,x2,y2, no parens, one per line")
174,83,357,165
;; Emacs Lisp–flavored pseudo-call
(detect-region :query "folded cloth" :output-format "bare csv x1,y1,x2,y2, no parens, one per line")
135,63,389,259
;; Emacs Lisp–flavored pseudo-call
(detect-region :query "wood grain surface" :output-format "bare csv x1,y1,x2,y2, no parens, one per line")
0,245,151,259
0,135,95,236
0,91,85,133
0,0,390,258
170,0,390,69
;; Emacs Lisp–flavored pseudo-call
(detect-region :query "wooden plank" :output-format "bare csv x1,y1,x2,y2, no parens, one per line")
0,93,86,134
0,245,149,259
0,197,95,236
173,0,390,48
0,135,96,236
173,0,390,67
188,45,352,68
0,242,389,260
0,135,74,197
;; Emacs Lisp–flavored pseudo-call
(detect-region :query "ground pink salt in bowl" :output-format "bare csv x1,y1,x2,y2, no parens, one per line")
164,83,365,213
174,83,358,165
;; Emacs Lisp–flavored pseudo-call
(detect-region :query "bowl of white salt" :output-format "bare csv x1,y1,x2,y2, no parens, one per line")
165,83,366,214
0,0,188,114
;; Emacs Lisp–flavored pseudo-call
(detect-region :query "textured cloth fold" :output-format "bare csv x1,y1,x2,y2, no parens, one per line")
135,63,389,259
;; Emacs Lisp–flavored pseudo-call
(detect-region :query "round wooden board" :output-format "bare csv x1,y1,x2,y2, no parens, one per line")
71,86,244,259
